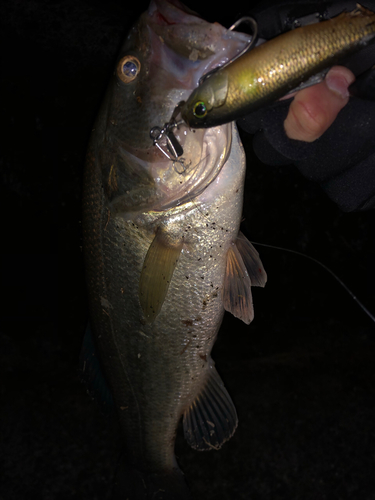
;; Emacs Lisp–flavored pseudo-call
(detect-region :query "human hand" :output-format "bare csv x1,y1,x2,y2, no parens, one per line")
283,66,355,142
238,0,375,211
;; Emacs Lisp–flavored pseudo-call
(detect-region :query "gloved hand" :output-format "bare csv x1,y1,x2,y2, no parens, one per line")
238,0,375,211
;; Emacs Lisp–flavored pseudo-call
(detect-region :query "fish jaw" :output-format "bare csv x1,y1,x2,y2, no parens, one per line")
93,0,250,214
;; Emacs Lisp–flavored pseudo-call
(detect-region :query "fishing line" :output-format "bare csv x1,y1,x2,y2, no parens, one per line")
170,145,374,325
151,120,374,326
251,241,375,325
174,161,374,326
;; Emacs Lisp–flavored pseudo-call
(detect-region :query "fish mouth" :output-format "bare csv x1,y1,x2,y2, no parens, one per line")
147,0,216,61
149,122,233,210
147,0,250,82
138,1,249,210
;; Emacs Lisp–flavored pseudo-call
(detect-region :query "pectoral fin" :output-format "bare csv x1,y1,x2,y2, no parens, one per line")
139,228,183,323
223,243,254,324
183,360,238,451
236,232,267,287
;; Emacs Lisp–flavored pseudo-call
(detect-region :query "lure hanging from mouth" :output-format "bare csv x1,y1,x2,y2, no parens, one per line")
179,4,375,128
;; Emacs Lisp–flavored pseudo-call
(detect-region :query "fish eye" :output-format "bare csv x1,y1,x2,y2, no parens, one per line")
116,55,141,84
193,101,207,119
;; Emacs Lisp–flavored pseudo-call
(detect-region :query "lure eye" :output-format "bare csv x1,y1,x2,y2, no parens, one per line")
193,101,208,119
116,55,141,83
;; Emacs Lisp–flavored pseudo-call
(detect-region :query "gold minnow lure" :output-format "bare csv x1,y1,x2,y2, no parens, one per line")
180,5,375,128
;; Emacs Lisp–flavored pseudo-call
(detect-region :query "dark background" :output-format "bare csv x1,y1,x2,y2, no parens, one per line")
1,0,374,499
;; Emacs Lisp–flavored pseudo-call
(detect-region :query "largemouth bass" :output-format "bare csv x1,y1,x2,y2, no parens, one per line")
180,5,375,128
82,0,266,498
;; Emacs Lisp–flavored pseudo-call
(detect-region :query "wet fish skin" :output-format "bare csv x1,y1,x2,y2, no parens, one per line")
181,5,375,128
82,1,265,498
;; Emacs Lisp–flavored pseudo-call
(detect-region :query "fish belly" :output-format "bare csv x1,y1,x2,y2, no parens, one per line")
83,124,245,472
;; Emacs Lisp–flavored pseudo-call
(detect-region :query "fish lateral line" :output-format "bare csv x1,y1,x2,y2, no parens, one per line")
83,1,266,496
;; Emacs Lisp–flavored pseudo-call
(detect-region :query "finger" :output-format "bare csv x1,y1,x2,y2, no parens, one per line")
284,66,356,142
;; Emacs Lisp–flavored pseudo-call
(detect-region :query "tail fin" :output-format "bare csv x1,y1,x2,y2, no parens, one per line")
111,459,192,500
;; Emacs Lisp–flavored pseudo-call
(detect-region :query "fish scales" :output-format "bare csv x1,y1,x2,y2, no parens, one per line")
82,1,266,498
181,5,375,127
83,129,247,488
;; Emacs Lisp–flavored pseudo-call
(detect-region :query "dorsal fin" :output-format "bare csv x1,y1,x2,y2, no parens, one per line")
183,360,238,451
139,227,183,323
222,243,254,324
236,232,267,287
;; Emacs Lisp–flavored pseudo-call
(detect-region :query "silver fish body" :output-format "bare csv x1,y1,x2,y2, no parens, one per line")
82,1,266,497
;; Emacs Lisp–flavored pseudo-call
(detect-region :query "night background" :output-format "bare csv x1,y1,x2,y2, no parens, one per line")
1,0,374,499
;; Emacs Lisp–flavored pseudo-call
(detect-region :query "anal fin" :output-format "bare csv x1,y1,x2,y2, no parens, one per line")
183,361,238,451
139,227,183,323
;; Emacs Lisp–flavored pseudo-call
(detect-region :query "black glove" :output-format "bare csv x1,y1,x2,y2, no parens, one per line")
238,0,375,212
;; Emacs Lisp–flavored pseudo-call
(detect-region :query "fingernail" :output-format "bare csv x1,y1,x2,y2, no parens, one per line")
326,68,355,99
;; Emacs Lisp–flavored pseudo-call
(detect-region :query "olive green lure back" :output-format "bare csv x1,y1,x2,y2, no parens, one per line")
181,5,375,128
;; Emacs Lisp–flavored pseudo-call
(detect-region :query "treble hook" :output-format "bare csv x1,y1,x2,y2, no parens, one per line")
173,157,191,175
199,16,258,85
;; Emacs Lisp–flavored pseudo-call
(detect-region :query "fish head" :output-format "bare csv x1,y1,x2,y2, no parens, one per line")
93,0,250,213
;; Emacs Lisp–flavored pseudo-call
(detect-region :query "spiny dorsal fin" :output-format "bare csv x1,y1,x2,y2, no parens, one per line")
223,243,254,324
183,360,238,451
139,228,183,323
236,231,267,287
